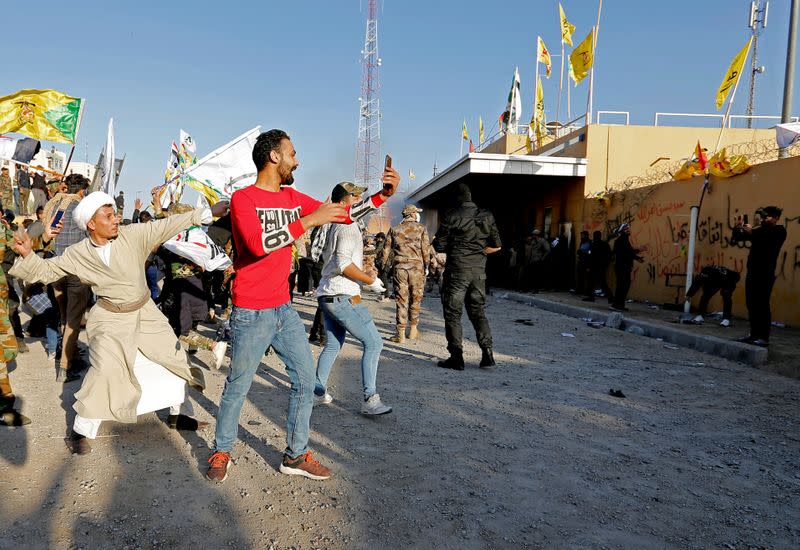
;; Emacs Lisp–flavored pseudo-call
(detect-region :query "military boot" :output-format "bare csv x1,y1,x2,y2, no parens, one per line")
390,328,406,343
408,325,419,340
479,347,496,370
437,350,465,371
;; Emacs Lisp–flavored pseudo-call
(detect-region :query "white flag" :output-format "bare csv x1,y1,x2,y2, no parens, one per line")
776,122,800,149
182,127,261,203
99,118,116,195
501,67,522,134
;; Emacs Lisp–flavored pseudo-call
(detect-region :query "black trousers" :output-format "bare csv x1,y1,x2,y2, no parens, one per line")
686,274,738,320
745,273,776,340
613,266,632,309
441,267,492,354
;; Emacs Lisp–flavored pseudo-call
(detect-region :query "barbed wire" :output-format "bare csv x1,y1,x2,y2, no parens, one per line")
587,138,800,235
603,138,800,195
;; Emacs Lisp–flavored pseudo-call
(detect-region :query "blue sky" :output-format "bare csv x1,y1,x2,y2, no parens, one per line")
2,0,798,210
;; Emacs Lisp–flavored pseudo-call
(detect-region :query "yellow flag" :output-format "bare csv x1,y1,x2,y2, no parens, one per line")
559,3,576,46
461,119,469,141
716,37,753,110
708,148,751,177
537,36,552,78
569,28,594,85
534,76,547,147
0,89,84,144
567,57,577,86
527,77,547,152
479,116,485,144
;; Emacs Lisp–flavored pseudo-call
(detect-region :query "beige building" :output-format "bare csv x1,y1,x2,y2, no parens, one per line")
409,121,800,324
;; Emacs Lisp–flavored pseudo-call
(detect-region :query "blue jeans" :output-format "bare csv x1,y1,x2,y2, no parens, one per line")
12,188,20,214
145,265,160,300
213,303,315,458
315,295,382,399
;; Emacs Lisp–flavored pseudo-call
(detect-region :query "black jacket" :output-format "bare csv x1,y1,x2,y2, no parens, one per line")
732,224,787,277
613,234,642,271
432,201,501,270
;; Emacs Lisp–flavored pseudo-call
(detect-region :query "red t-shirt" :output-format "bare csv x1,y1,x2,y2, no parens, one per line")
230,185,384,309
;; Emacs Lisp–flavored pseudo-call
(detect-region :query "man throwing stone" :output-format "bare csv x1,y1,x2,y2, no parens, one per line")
11,191,229,453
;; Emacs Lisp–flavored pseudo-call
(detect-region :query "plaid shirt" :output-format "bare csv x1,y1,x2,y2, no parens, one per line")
54,202,86,255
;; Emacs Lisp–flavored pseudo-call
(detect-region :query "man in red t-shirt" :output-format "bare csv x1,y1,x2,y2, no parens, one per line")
207,129,399,482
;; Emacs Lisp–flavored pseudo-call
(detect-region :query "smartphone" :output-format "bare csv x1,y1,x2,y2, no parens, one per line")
743,214,749,225
383,155,393,193
51,209,65,228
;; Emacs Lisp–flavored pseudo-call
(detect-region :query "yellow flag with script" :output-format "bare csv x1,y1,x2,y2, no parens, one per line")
479,116,484,144
0,89,84,144
569,28,594,85
559,3,576,46
462,119,469,141
716,37,753,110
537,36,552,78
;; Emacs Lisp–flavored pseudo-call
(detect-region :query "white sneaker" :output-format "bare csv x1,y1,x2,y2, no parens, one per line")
361,394,392,416
314,391,333,406
212,341,228,370
720,319,731,327
692,315,704,324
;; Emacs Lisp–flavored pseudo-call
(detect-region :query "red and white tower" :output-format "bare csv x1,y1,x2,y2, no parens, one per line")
355,0,392,233
355,0,381,189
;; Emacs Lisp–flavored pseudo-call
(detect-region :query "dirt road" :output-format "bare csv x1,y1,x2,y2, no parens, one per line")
2,293,799,549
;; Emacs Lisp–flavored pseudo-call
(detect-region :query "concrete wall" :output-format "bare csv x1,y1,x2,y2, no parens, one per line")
582,156,800,325
480,133,529,155
581,125,774,196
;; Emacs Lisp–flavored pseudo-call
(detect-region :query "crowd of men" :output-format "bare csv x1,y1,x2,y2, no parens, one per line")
0,130,788,481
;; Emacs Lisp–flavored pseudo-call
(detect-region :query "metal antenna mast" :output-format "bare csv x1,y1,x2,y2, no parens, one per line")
355,0,382,189
747,1,769,128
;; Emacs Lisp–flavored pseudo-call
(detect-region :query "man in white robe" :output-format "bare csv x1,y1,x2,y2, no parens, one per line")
10,192,229,454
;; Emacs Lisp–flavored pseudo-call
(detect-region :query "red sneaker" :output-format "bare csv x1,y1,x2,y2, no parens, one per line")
206,451,232,482
279,450,331,480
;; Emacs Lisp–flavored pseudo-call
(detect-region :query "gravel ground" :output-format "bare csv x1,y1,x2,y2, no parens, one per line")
2,291,799,549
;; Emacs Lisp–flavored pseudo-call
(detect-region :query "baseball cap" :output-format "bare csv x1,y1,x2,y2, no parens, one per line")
331,181,368,202
402,204,422,217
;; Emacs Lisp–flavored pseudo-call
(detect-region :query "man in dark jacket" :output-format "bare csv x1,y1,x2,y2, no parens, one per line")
589,230,613,302
731,206,787,347
432,183,501,370
610,223,646,311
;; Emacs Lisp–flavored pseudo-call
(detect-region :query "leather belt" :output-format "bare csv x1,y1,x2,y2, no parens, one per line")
96,292,151,313
319,294,361,305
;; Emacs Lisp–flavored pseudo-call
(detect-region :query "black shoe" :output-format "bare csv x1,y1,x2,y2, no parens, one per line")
57,369,81,383
167,414,209,431
479,348,496,369
65,431,91,455
437,354,465,371
734,334,755,343
0,407,30,426
751,339,769,348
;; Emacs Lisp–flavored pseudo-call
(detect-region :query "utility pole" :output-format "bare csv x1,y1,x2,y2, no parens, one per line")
746,1,768,128
779,0,799,158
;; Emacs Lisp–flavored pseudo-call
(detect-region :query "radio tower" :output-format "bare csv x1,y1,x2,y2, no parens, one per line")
355,0,384,217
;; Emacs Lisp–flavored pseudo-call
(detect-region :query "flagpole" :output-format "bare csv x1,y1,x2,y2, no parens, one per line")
567,70,572,119
460,128,464,157
586,0,603,124
714,56,750,153
556,41,565,123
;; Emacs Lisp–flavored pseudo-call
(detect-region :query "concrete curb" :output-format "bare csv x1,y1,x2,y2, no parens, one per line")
497,291,769,367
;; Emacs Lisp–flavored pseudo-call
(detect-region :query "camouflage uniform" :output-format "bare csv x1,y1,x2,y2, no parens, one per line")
0,172,13,213
385,205,431,340
0,222,21,418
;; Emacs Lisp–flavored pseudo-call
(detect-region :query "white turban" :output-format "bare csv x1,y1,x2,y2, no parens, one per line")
73,191,115,231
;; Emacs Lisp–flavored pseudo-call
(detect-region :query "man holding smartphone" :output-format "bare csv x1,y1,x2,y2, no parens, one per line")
731,206,787,347
42,174,92,381
206,130,398,483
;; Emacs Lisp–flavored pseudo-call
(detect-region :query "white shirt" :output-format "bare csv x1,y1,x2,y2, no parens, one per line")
316,222,363,297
